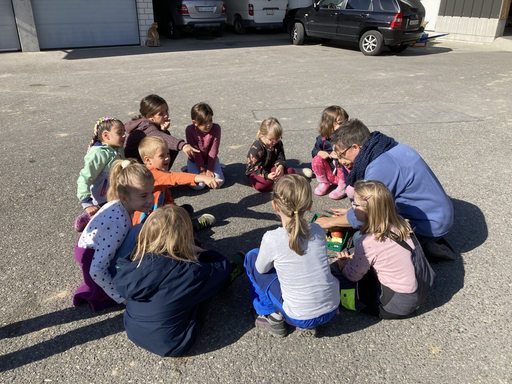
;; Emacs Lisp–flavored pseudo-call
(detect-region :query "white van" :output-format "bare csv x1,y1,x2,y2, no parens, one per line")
224,0,289,34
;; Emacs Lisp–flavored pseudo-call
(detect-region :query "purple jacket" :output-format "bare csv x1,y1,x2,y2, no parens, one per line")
124,118,186,163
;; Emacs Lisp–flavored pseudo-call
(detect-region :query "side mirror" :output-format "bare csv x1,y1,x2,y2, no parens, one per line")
314,1,320,11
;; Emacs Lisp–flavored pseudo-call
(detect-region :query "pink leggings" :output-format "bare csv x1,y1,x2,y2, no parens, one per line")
249,167,296,192
311,155,344,185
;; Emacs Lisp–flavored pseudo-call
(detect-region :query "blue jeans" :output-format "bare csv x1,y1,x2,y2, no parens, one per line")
244,249,338,329
187,157,225,190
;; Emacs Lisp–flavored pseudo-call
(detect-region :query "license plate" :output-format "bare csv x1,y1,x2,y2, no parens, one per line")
266,9,274,15
409,19,419,26
198,6,215,12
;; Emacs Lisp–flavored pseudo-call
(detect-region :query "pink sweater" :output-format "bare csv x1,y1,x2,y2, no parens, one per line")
343,232,417,294
185,123,221,172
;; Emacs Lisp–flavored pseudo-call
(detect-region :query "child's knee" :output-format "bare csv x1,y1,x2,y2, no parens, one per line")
244,248,259,274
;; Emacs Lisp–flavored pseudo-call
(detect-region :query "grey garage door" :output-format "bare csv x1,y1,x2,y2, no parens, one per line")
0,0,21,51
32,0,139,49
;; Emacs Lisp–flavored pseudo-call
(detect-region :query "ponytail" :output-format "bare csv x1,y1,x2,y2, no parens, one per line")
107,159,154,202
273,174,312,255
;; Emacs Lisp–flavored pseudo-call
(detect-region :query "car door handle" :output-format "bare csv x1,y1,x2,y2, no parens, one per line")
330,12,337,16
360,13,369,17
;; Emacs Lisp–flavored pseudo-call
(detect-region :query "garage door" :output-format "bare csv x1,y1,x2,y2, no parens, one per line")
0,0,21,51
32,0,139,49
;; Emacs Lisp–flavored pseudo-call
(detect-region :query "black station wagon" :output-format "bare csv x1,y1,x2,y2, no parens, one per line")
285,0,426,55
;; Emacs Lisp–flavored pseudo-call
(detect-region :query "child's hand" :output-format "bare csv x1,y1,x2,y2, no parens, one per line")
182,144,199,159
330,208,349,216
267,172,277,181
274,165,285,178
160,121,170,131
85,206,99,216
335,251,352,270
205,177,222,189
329,151,338,159
194,174,222,189
206,169,215,178
318,151,330,160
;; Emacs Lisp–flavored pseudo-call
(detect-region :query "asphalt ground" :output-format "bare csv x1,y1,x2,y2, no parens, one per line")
1,29,511,383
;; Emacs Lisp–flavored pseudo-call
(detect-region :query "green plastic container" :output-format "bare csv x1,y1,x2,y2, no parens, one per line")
310,213,349,252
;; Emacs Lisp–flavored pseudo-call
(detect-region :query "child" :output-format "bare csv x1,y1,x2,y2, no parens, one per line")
124,94,198,166
185,102,225,190
246,117,312,193
244,175,340,337
133,136,221,230
75,117,126,232
72,160,155,311
311,105,349,199
334,180,435,319
113,205,246,357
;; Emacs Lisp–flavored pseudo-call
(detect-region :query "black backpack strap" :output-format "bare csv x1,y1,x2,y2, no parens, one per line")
388,231,413,252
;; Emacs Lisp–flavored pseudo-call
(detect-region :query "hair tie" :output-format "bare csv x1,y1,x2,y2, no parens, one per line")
294,211,298,214
121,160,131,169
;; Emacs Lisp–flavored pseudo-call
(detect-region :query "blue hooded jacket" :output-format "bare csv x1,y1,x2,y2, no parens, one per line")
113,250,232,357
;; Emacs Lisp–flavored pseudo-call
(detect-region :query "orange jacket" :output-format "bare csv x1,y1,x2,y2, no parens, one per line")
132,166,197,225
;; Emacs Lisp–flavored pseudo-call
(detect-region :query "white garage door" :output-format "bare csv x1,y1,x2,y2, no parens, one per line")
0,0,21,51
32,0,139,49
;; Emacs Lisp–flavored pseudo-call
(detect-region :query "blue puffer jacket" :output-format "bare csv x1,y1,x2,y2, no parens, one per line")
113,250,231,357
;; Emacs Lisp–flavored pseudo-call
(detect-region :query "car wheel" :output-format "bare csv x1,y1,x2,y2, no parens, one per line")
359,30,383,56
211,28,224,37
291,22,305,45
389,44,409,53
167,16,181,39
234,16,246,35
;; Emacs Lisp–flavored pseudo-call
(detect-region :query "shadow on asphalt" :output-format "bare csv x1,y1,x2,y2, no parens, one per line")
0,306,125,373
58,30,290,61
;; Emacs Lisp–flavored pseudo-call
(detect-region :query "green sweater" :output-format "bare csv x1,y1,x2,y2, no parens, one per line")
77,144,125,208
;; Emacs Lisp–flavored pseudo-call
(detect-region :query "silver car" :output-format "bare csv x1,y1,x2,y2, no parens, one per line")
158,0,227,38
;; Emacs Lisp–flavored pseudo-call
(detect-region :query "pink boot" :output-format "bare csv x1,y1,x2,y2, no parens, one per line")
315,175,330,196
329,183,347,200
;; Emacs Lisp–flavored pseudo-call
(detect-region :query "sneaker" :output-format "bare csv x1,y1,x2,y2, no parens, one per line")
74,211,91,232
255,313,287,337
226,251,246,287
423,238,457,262
295,326,317,337
329,186,347,200
192,213,216,231
315,182,330,196
295,168,313,179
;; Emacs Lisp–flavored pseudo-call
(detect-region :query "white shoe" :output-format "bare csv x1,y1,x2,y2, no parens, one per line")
295,168,313,178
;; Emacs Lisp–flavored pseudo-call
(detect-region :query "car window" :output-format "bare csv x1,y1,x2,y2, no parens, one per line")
372,0,398,12
345,0,371,10
319,0,345,9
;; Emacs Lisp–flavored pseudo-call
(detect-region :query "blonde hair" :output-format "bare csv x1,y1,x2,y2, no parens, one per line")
257,117,283,140
273,174,312,255
318,106,349,138
107,159,154,202
138,136,168,162
354,180,412,242
191,102,214,125
130,205,197,266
